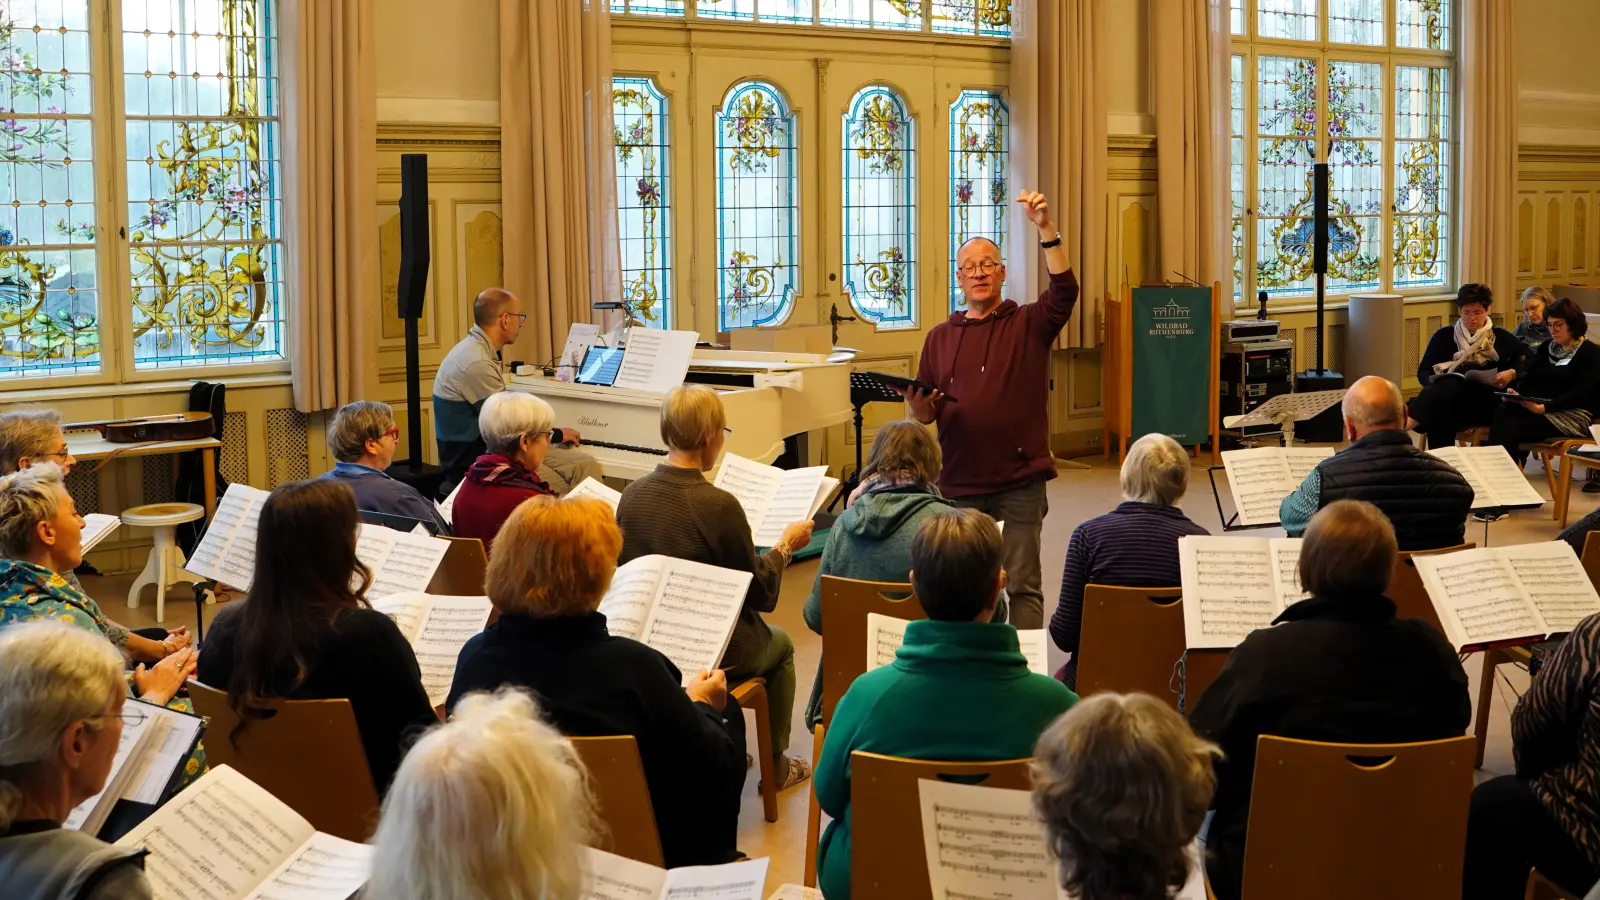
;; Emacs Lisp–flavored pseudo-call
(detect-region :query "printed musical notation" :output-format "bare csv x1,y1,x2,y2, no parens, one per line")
1220,447,1332,527
186,484,271,589
372,592,494,707
1180,536,1303,649
919,780,1057,900
1428,445,1547,510
598,556,753,685
584,847,768,900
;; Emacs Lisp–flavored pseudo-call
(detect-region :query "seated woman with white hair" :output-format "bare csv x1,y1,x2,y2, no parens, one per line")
1048,433,1208,689
0,621,156,898
367,688,591,900
451,391,559,554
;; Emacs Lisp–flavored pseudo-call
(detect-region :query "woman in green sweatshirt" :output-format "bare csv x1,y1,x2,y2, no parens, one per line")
813,508,1078,900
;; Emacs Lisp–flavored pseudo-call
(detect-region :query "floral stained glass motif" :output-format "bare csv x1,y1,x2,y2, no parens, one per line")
613,76,670,328
948,89,1006,312
0,1,101,377
1397,0,1450,50
931,0,1011,37
716,81,797,330
843,85,915,328
1328,0,1384,46
609,0,686,16
1230,55,1245,300
1254,56,1318,296
1258,0,1317,41
1325,60,1383,293
1393,66,1450,289
819,0,920,30
123,0,283,371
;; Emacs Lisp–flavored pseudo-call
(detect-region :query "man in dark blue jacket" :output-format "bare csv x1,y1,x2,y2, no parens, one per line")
320,400,451,534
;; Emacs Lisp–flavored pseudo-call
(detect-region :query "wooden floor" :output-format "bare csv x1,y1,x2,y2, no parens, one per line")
93,447,1568,892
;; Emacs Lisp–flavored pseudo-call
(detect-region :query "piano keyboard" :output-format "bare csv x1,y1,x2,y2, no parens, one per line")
584,439,668,456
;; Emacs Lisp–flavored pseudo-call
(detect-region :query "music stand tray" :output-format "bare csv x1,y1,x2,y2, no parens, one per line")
1223,389,1345,445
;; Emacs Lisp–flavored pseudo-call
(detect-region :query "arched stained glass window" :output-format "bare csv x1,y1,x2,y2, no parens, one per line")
612,76,671,329
716,81,798,331
843,85,916,329
948,90,1007,312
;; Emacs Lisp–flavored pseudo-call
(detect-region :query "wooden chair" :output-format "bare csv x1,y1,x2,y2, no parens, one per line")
1526,869,1586,900
1181,649,1231,716
1239,735,1476,900
571,735,665,867
849,751,1033,900
1422,426,1489,450
804,577,925,887
729,678,778,823
1075,584,1184,708
427,536,490,598
1583,530,1600,588
1521,438,1590,521
186,681,380,842
1388,542,1474,635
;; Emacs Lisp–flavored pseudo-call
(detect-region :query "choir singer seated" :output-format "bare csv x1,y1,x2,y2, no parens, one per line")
1516,286,1555,350
319,401,450,535
450,391,558,555
1278,375,1472,551
1406,283,1528,450
1486,296,1600,468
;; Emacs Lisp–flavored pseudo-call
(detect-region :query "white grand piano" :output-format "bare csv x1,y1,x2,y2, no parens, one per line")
506,348,853,481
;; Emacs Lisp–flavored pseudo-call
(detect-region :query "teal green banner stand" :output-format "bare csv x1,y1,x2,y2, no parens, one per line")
1130,286,1214,446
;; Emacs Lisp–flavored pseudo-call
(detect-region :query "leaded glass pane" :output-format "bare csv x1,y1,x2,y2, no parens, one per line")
1230,0,1244,35
1397,0,1450,50
1394,65,1450,288
1258,0,1316,41
611,0,685,16
125,0,283,371
613,76,671,329
1256,56,1316,295
1230,55,1244,299
819,0,920,30
1327,60,1382,292
931,0,1011,37
716,81,797,330
1328,0,1384,46
843,86,915,328
756,0,813,23
949,89,1007,312
697,0,755,21
0,0,99,378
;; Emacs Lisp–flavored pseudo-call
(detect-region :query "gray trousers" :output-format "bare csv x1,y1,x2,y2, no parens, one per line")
540,444,604,495
952,478,1049,629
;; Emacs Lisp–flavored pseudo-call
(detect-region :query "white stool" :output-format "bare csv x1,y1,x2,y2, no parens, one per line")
122,503,206,624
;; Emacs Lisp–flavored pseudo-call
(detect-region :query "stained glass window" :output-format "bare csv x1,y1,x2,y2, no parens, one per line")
931,0,1010,37
842,85,915,329
716,81,797,331
948,89,1007,312
1328,0,1384,45
1325,60,1383,293
1259,0,1317,41
1230,55,1244,300
1254,56,1317,297
697,0,811,24
818,0,920,30
1397,0,1450,50
610,0,686,16
613,76,671,329
1394,65,1450,289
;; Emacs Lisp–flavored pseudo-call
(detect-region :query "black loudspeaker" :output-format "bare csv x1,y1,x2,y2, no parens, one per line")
397,154,430,320
1312,163,1329,276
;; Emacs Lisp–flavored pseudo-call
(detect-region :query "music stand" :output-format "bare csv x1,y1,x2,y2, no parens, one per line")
1208,389,1345,532
831,372,910,512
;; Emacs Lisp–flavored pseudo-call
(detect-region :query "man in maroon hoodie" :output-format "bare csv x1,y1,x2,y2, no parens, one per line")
902,190,1078,629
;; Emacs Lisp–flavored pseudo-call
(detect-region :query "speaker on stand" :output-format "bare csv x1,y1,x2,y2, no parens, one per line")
1294,162,1347,442
388,153,444,497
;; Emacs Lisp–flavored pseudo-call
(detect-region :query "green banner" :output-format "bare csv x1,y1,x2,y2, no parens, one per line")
1130,286,1212,446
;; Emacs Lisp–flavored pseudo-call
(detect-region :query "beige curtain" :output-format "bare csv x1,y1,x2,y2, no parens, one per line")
501,0,620,365
281,0,377,414
1153,0,1231,292
1459,0,1518,315
1011,0,1107,349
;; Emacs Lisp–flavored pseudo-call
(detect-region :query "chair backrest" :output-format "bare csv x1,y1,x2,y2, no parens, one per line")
1525,869,1585,900
570,735,665,868
428,536,490,601
1240,734,1476,900
849,751,1034,900
819,576,924,727
1076,584,1184,707
1582,531,1600,591
186,681,380,842
1389,542,1475,635
1182,649,1231,717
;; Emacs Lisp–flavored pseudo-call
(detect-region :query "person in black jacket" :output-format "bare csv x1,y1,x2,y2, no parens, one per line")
1488,297,1600,466
447,494,746,868
1189,500,1472,900
1407,283,1529,450
196,478,439,796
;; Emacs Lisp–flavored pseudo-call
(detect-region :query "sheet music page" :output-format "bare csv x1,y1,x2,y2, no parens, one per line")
753,466,831,546
583,847,667,900
918,779,1057,900
638,560,753,686
556,322,602,383
567,476,624,510
613,328,700,394
660,858,769,900
353,526,398,591
766,886,824,900
436,481,462,527
1464,446,1547,508
1219,448,1296,527
410,594,495,706
1016,629,1050,677
866,612,911,670
1179,536,1280,650
370,591,429,642
186,484,250,579
244,832,372,900
120,702,205,806
1284,447,1335,480
1500,542,1600,634
188,484,269,589
712,454,784,537
80,513,120,553
365,528,451,600
1412,548,1542,649
215,490,267,590
116,765,316,900
597,555,667,641
1268,538,1310,609
66,712,155,832
1428,446,1492,510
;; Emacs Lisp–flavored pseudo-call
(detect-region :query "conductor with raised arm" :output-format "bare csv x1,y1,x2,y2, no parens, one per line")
901,191,1078,629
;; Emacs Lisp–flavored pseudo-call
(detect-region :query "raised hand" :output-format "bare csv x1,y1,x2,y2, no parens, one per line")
1016,190,1055,234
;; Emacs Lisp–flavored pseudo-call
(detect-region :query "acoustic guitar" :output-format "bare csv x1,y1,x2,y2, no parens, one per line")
67,412,215,444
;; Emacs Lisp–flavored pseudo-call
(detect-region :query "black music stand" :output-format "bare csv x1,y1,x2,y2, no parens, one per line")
830,372,910,512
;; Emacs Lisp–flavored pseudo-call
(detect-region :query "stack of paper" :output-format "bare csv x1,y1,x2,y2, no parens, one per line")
1178,535,1308,649
1218,447,1334,527
613,328,701,394
80,513,121,554
372,592,495,706
585,847,768,900
66,710,157,835
1426,445,1547,509
1411,542,1600,651
867,613,1049,676
713,454,839,547
597,555,754,685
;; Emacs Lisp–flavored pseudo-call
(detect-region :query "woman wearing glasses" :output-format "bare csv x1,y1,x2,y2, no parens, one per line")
319,401,451,534
0,621,156,898
450,391,560,555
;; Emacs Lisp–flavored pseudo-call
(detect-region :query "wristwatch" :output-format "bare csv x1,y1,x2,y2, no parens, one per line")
1040,232,1063,249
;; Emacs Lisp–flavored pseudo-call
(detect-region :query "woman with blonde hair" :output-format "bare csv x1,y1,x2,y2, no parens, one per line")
447,495,746,867
367,688,591,900
1032,692,1219,900
1517,285,1556,350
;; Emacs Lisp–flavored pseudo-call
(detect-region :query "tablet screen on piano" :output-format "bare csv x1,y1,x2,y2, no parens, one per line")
576,346,626,386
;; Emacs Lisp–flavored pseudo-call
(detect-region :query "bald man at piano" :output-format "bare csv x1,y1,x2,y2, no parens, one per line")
432,288,602,498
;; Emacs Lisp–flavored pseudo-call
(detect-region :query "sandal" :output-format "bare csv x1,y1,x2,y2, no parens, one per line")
774,756,812,792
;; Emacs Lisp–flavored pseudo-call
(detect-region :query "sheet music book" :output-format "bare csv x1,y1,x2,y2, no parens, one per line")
566,476,623,510
712,454,839,547
1178,535,1308,649
1411,542,1600,651
66,707,157,836
866,613,1049,676
80,513,121,553
436,481,461,526
1218,447,1334,527
1426,445,1548,509
918,780,1058,900
184,483,271,588
597,555,754,686
584,847,769,900
556,322,601,382
116,700,206,808
353,525,452,601
371,592,495,706
115,765,373,900
613,328,700,394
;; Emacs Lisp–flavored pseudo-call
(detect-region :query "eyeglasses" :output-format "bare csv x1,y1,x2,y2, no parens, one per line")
39,446,71,460
86,705,148,728
381,427,399,441
505,313,528,325
957,260,1001,277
